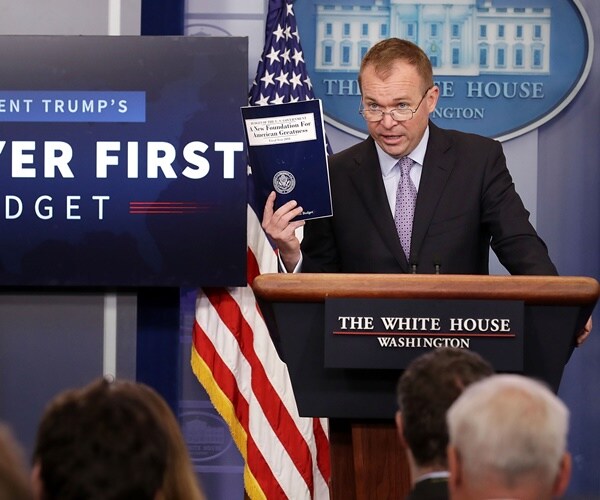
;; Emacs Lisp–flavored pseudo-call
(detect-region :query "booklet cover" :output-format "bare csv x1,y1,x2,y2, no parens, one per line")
241,99,333,221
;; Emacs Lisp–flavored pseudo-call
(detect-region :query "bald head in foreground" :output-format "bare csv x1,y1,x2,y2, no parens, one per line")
447,374,571,500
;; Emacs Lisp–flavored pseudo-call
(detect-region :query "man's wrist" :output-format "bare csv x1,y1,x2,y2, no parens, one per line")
278,252,302,273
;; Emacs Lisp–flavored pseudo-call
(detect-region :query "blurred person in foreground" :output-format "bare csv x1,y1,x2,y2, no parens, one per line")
446,374,571,500
128,381,206,500
396,348,494,499
32,378,169,500
0,423,33,500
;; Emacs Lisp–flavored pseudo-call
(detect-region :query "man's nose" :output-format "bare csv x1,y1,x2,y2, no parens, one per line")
380,111,398,127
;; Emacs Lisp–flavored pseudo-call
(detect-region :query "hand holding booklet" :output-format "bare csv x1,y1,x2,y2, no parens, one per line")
241,99,333,221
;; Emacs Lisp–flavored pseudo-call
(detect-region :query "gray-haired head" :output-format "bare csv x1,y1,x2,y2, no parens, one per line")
447,374,570,497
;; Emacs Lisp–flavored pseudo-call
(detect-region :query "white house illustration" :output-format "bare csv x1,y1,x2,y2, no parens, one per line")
314,0,551,75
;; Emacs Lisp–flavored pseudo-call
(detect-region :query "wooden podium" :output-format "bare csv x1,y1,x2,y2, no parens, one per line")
252,274,599,499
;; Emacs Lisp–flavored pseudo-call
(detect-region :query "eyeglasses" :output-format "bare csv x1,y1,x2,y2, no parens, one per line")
359,86,432,122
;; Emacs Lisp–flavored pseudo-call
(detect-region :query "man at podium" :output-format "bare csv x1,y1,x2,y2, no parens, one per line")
262,37,592,344
263,37,556,276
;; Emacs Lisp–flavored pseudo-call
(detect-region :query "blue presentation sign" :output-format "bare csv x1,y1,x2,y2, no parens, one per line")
0,36,248,287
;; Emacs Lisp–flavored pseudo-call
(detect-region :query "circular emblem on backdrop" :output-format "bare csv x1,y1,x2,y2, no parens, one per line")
181,410,234,462
273,170,296,194
293,0,594,141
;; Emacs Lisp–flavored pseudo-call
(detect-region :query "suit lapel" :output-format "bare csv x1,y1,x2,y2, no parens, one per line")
411,122,455,264
347,137,409,271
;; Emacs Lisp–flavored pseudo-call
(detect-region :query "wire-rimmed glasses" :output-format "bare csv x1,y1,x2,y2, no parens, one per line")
359,86,433,122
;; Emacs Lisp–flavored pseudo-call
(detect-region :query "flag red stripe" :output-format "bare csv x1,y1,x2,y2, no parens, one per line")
313,419,331,483
203,286,317,494
246,434,287,499
247,246,261,286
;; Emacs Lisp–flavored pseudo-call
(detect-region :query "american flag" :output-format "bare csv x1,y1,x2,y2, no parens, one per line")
191,0,331,498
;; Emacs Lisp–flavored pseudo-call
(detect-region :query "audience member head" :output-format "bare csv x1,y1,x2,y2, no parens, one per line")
0,423,33,500
395,348,494,480
118,381,206,500
32,377,168,500
446,374,571,500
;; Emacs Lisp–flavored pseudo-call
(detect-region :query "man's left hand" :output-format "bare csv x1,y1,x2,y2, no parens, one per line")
576,317,593,347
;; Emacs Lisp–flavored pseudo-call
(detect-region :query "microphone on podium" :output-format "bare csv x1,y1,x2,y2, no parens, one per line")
409,260,418,274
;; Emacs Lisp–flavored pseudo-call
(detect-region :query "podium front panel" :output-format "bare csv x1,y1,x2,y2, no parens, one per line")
260,299,581,419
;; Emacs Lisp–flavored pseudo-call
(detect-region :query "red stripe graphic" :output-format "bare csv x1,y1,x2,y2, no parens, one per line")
129,201,211,214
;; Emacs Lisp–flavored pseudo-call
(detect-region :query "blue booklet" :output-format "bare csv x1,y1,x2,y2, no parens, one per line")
241,99,333,221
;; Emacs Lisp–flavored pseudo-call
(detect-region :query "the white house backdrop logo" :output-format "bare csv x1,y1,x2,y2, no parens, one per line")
294,0,594,141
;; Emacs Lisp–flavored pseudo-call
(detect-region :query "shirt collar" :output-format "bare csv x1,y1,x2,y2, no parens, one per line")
375,126,429,177
414,470,450,484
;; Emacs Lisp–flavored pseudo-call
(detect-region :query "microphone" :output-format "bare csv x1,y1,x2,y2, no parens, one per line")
433,256,441,275
409,260,418,274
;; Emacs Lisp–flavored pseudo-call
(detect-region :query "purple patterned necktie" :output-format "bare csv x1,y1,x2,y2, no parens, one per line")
394,157,417,260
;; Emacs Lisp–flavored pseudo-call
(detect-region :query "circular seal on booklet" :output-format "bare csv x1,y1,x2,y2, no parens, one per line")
273,170,296,195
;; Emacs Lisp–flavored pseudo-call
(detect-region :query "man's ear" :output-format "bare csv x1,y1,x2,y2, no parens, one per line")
395,410,407,447
447,444,462,495
552,452,572,498
426,85,440,113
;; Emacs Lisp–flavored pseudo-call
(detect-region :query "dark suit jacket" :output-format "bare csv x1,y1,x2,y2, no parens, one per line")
302,122,557,275
405,476,449,500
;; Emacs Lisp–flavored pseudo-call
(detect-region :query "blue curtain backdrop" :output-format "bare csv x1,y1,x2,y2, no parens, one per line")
541,1,599,493
141,0,184,36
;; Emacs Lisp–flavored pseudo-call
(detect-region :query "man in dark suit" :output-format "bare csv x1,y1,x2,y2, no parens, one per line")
262,37,592,343
396,348,494,500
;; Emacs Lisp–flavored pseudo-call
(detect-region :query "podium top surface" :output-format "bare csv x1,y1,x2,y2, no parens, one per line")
252,273,600,306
